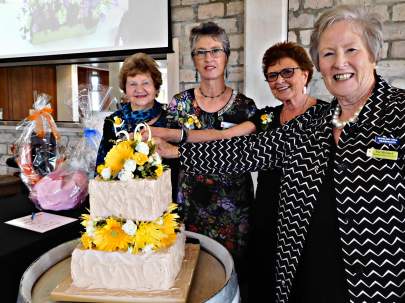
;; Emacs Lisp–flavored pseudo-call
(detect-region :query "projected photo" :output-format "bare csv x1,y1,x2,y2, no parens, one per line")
19,0,118,44
0,0,169,60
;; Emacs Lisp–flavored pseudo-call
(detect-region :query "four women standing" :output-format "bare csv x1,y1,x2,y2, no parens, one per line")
95,5,405,302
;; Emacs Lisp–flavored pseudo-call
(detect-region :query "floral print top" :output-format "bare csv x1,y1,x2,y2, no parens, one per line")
166,88,257,263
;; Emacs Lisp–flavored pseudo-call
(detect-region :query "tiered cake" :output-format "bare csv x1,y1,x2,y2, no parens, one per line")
70,124,184,291
71,170,185,290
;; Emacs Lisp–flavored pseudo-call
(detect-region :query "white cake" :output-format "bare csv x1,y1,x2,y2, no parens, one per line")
71,169,185,291
89,169,172,221
71,231,185,290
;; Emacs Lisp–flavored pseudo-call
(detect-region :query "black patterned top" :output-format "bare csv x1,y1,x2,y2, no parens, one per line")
179,75,405,303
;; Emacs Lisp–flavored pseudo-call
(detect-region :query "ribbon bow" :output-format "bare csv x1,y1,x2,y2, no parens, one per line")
27,108,60,140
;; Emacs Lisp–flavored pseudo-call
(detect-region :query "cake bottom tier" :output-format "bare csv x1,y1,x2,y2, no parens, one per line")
71,231,185,291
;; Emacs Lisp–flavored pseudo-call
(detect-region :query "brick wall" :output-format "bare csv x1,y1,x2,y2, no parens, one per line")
171,0,245,93
288,0,405,101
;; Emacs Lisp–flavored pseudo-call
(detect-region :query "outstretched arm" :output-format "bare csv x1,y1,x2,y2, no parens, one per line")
150,121,256,143
156,129,284,175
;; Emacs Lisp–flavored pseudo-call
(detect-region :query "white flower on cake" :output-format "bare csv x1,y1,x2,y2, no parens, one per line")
86,221,95,237
135,141,149,155
123,159,137,172
150,153,162,166
143,244,154,254
118,170,133,181
122,219,137,236
101,167,111,180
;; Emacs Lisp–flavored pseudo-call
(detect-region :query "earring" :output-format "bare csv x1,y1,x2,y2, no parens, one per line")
195,70,199,82
303,86,307,95
225,68,229,79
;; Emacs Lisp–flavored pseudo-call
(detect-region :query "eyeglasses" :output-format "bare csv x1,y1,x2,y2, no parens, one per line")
265,67,301,82
191,48,225,59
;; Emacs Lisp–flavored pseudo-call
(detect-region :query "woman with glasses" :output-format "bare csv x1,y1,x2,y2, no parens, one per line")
248,41,327,301
149,21,257,294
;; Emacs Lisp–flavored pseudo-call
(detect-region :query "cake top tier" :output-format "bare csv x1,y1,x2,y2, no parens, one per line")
96,122,166,181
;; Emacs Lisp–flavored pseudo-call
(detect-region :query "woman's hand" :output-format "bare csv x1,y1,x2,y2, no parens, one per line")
153,137,180,159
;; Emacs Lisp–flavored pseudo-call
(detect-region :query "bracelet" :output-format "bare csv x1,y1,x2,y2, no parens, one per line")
179,128,184,143
180,126,188,144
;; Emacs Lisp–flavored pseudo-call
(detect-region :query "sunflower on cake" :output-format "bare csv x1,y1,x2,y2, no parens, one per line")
71,123,185,291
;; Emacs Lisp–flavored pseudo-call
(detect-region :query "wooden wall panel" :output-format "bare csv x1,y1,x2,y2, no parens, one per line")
0,68,9,120
8,67,33,121
0,66,57,121
32,66,57,118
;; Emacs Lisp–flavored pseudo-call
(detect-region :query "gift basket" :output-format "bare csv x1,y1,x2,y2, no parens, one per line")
14,88,113,211
14,93,62,192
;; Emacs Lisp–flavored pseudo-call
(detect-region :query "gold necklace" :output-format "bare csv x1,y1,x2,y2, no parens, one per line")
199,86,227,99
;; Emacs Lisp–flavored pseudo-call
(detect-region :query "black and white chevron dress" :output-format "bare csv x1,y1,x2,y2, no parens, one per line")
180,74,405,303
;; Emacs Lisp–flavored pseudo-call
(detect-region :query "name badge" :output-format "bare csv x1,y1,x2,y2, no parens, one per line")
220,121,236,129
375,136,400,145
367,148,398,160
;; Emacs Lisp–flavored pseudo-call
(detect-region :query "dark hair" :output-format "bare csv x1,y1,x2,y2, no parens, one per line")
119,53,162,93
189,21,230,58
262,41,314,85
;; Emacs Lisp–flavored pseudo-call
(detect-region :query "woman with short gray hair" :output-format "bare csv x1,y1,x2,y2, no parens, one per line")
309,4,383,70
189,21,231,59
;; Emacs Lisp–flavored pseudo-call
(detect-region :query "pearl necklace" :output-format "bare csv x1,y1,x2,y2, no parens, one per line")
331,103,363,129
199,86,227,99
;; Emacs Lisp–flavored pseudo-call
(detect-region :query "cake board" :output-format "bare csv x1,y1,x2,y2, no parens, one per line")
50,243,200,303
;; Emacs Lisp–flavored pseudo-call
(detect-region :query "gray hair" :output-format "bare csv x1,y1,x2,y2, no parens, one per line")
189,21,231,58
309,5,383,70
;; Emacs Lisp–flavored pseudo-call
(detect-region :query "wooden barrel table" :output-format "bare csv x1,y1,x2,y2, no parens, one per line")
18,231,239,303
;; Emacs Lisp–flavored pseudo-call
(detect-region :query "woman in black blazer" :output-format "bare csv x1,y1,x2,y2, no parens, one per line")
156,5,405,303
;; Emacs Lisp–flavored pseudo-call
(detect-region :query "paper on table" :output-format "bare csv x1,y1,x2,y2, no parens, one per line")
5,212,77,233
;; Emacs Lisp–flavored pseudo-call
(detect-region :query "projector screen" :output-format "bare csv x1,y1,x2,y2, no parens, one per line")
0,0,171,66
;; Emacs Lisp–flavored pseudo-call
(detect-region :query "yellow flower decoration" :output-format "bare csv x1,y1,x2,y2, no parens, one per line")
81,233,93,249
96,164,105,175
155,164,163,177
133,152,148,166
104,140,134,177
260,112,274,125
80,214,91,227
79,203,180,254
113,116,122,126
93,218,132,251
133,222,162,252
